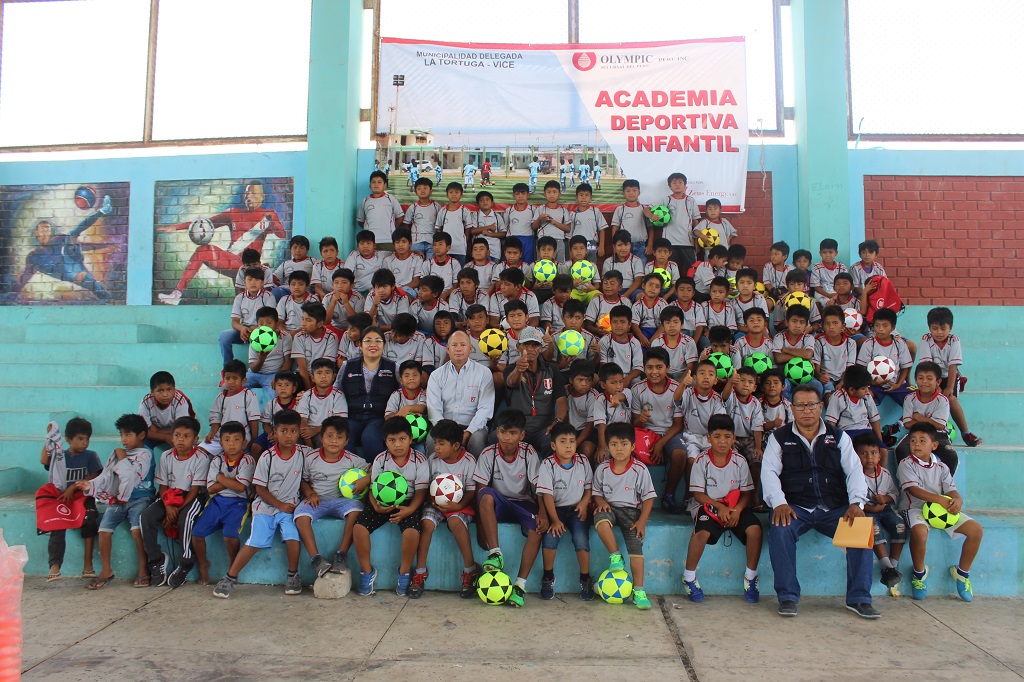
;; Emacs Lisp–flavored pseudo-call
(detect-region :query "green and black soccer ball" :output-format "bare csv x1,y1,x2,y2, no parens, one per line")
649,204,671,227
371,471,409,507
250,325,278,353
922,497,961,530
784,357,814,384
707,352,734,380
406,413,429,443
743,352,773,375
477,569,513,605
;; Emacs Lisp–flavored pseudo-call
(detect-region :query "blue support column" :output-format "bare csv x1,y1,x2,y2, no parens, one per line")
791,0,851,260
305,0,364,253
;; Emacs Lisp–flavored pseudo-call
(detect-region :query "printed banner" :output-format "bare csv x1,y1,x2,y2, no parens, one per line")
378,37,748,210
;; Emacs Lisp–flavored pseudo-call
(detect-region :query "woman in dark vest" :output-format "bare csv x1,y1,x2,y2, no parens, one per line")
337,326,398,458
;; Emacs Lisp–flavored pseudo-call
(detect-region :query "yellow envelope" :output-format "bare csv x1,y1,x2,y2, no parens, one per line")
832,516,874,549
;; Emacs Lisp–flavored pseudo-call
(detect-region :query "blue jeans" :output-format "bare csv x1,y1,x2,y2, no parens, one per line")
348,417,386,459
783,378,824,401
246,370,276,407
219,329,243,366
542,506,591,552
412,241,433,259
768,504,873,604
631,241,648,265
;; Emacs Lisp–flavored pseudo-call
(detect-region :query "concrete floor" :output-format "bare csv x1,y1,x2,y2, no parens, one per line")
15,577,1024,681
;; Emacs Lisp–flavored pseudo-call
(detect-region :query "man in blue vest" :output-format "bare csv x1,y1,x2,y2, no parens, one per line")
761,384,879,619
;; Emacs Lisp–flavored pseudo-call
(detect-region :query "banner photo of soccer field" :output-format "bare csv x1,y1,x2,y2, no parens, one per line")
377,37,748,210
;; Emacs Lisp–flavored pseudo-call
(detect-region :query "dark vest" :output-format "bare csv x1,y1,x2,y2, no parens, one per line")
775,421,848,510
339,358,398,422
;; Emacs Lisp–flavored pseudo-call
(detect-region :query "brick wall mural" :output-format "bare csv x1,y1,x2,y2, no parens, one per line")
153,177,294,305
0,182,129,305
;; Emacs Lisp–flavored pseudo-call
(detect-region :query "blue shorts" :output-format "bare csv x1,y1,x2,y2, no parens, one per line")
542,506,591,552
192,495,250,540
99,496,151,533
478,487,538,532
640,326,658,340
246,511,299,549
293,497,363,521
845,428,887,450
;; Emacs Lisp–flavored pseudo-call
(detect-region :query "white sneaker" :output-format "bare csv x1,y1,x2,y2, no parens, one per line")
45,421,62,456
157,290,182,306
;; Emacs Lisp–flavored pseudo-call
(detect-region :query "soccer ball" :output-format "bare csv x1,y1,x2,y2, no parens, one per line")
595,569,633,604
533,259,558,283
698,227,720,248
249,326,278,353
743,352,773,375
429,474,464,506
784,357,814,384
406,413,429,443
708,352,734,380
786,291,811,310
479,328,508,357
922,497,961,530
755,281,767,295
843,308,864,332
557,329,585,356
649,204,671,227
477,569,513,605
73,185,97,210
727,276,738,299
598,314,612,332
371,471,409,507
867,356,898,384
947,421,958,443
652,267,672,290
188,217,216,246
339,468,368,499
570,259,596,282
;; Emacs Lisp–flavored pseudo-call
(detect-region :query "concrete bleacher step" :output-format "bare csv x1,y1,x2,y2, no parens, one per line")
0,343,226,381
0,467,22,497
23,323,166,344
0,385,213,412
2,492,1019,597
0,362,124,387
4,304,230,327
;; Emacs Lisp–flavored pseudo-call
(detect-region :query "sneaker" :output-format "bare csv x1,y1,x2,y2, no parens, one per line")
460,565,480,599
661,494,682,514
580,576,595,601
632,588,651,609
608,553,625,572
358,568,377,596
507,584,525,608
395,571,411,596
44,421,63,456
157,290,183,306
846,602,881,619
150,553,170,587
777,600,798,617
482,551,504,573
167,562,191,589
330,551,348,574
880,566,901,588
682,578,704,603
880,423,899,448
212,577,235,599
962,432,983,447
540,575,555,600
950,567,974,602
911,566,928,600
409,570,427,598
284,573,302,595
311,555,332,579
743,576,760,603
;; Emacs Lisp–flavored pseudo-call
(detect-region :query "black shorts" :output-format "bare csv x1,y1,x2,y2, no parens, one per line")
939,375,965,396
355,505,422,534
81,497,99,538
693,507,760,545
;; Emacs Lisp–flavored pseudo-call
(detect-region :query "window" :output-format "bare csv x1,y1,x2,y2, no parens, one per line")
849,0,1024,138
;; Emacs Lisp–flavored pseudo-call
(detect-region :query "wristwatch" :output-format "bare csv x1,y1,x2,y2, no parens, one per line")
856,501,865,510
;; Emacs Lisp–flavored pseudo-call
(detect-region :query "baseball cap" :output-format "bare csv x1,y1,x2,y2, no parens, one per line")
518,327,545,345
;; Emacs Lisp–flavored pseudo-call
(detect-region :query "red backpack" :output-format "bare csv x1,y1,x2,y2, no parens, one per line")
864,276,905,323
35,484,86,532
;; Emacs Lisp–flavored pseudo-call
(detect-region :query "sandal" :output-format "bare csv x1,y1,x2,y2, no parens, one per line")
86,574,115,590
81,570,97,579
132,575,151,588
47,571,62,582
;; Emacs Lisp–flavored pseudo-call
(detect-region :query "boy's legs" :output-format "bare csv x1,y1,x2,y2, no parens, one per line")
663,438,690,510
909,522,929,573
685,530,710,573
415,515,438,572
127,498,152,583
219,329,243,365
47,530,66,576
81,498,99,574
140,499,168,571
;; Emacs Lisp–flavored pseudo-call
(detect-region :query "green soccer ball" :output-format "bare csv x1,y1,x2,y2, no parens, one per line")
250,325,278,353
339,468,368,499
406,413,429,443
743,352,773,375
707,352,734,380
477,569,513,605
595,569,633,604
946,421,958,443
652,267,672,290
649,204,671,227
533,259,558,283
570,259,596,282
784,357,814,384
922,497,961,530
556,329,585,356
371,471,409,507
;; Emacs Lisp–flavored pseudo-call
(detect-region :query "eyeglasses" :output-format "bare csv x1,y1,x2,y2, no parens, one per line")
792,402,822,411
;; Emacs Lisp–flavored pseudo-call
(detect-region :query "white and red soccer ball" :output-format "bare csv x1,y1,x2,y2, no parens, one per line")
843,308,863,332
429,474,463,506
867,356,898,384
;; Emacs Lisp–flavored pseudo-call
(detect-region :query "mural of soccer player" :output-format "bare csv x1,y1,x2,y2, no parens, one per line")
156,180,288,305
16,196,115,301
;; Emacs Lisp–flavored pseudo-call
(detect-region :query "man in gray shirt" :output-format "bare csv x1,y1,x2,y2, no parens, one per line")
426,331,495,456
761,384,877,620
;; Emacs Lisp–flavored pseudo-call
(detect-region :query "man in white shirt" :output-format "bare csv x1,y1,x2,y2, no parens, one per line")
426,331,495,456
